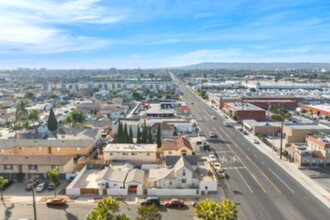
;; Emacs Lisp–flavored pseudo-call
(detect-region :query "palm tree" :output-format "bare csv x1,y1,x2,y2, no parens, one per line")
86,197,130,220
63,110,86,128
194,199,218,220
15,100,28,123
27,109,40,128
46,168,59,197
219,199,237,220
0,176,9,201
136,204,161,220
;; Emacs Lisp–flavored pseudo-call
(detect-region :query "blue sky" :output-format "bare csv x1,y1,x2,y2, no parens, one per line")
0,0,329,69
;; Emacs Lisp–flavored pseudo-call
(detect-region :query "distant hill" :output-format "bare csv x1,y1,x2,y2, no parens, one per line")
175,62,330,70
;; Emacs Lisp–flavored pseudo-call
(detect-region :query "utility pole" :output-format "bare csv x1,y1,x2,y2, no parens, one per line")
279,118,283,160
241,96,244,130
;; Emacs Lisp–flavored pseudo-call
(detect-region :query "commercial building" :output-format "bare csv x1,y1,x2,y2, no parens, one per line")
301,104,330,118
223,102,266,121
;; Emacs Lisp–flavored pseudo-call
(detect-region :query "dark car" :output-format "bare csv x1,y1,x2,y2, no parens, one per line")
47,182,60,190
2,180,13,190
140,197,160,207
163,198,184,207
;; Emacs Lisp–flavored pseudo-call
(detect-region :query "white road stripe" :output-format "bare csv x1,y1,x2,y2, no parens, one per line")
236,168,254,193
268,168,295,193
261,161,265,165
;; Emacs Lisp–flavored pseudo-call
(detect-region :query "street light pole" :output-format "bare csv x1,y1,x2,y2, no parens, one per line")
32,176,38,220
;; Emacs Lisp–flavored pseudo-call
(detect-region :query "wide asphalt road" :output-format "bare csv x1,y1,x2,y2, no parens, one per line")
173,74,330,220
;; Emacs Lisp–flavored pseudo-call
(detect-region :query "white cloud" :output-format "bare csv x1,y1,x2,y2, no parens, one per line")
0,0,123,54
175,49,253,62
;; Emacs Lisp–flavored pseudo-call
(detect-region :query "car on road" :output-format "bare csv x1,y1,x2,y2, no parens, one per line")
140,197,160,207
224,121,230,127
208,154,217,162
36,182,48,192
163,198,184,208
198,131,203,136
46,197,67,206
209,132,216,138
211,115,216,119
253,139,260,144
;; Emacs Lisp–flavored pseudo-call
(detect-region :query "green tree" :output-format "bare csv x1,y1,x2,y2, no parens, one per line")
136,125,141,143
86,197,130,220
0,176,9,201
136,204,161,220
15,100,28,122
47,109,58,133
46,167,59,197
219,199,238,220
141,125,148,143
24,92,34,100
156,123,162,148
63,110,86,128
124,123,129,143
27,109,40,127
49,94,59,99
148,127,153,144
116,121,123,143
129,126,134,143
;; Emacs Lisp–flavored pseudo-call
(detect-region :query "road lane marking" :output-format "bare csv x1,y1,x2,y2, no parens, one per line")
225,167,246,170
268,168,295,193
261,161,265,165
236,168,254,193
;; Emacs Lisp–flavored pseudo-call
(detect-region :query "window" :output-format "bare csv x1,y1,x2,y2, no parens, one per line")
28,165,38,171
37,147,43,151
4,164,13,170
169,181,172,185
19,147,24,150
168,151,172,155
77,147,80,151
56,147,61,151
182,179,186,183
122,153,128,155
131,153,137,155
182,169,186,176
110,153,113,156
146,153,150,156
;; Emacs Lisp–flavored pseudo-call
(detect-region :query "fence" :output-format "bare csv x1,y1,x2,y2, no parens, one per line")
147,188,200,196
66,165,87,196
106,188,128,196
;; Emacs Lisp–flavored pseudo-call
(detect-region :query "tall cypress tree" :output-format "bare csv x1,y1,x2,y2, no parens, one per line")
141,125,148,143
156,123,162,148
117,121,123,143
124,123,128,143
148,127,153,143
136,125,141,144
129,125,133,143
47,108,58,134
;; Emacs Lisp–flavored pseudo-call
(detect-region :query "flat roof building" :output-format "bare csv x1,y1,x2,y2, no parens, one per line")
223,102,266,121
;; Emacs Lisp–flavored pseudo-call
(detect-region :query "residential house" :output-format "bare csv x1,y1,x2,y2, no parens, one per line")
103,143,157,164
162,137,194,156
148,156,199,189
150,122,175,138
0,154,74,180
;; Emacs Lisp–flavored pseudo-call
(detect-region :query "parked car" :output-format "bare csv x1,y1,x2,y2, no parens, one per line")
2,180,13,190
209,132,216,138
211,115,216,119
202,144,211,152
163,198,184,207
198,131,203,136
36,182,48,192
253,139,260,144
140,197,160,207
47,182,60,190
46,197,67,206
25,180,39,191
213,162,221,170
217,167,225,174
208,154,217,162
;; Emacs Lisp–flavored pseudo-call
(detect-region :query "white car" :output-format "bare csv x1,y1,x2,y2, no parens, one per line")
209,132,216,138
36,182,48,192
208,154,217,162
253,139,260,144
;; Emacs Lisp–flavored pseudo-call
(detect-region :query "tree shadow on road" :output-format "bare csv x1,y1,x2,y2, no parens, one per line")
46,204,79,220
2,201,14,220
